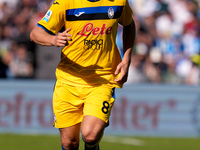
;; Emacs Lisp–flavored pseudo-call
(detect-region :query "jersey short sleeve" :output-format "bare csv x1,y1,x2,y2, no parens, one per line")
37,0,66,35
118,0,133,26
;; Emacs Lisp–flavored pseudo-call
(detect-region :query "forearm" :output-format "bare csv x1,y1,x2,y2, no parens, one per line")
122,20,136,64
30,26,55,46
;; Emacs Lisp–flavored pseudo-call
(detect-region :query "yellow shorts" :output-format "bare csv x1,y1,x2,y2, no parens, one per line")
52,80,115,128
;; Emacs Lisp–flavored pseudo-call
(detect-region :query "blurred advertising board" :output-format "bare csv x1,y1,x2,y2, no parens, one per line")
0,80,56,134
109,84,200,137
0,80,200,137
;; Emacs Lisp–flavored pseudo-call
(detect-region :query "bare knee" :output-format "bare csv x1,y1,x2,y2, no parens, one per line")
61,138,79,150
81,125,105,145
59,124,81,150
82,129,99,145
81,116,106,145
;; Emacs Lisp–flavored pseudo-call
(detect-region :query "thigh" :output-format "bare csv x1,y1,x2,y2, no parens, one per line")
81,115,106,138
53,80,84,128
83,85,116,123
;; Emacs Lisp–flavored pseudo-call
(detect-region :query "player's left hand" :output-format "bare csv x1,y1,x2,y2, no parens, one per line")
114,61,129,84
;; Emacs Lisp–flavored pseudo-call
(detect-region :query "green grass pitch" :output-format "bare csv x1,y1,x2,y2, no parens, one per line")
0,133,200,150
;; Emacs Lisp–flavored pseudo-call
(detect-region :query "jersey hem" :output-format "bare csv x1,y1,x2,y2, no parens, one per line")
56,71,123,88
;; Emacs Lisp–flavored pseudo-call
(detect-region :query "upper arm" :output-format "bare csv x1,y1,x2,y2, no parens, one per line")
118,0,133,27
123,20,135,32
30,25,55,46
122,21,136,52
30,25,47,39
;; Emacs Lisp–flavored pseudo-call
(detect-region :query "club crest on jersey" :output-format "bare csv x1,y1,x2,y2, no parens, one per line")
43,10,52,22
108,7,114,19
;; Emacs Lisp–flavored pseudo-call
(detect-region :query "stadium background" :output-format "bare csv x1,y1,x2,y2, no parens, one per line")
0,0,200,150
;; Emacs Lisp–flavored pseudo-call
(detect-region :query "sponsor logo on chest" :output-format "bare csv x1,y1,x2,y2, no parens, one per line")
78,23,112,37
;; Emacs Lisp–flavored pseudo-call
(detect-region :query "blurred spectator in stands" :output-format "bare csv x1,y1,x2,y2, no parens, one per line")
127,44,148,84
127,0,200,85
0,22,13,78
132,0,159,18
0,2,12,24
181,0,200,57
180,0,200,84
8,44,33,78
0,0,52,78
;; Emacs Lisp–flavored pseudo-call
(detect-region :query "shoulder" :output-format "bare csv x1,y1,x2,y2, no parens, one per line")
49,0,69,11
111,0,128,6
51,0,69,7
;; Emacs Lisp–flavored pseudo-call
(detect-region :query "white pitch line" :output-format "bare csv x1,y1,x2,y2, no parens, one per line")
102,136,145,146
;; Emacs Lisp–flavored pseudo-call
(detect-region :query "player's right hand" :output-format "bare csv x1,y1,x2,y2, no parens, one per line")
53,28,72,47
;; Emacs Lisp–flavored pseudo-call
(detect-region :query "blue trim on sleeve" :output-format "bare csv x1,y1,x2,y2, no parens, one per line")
37,24,55,35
